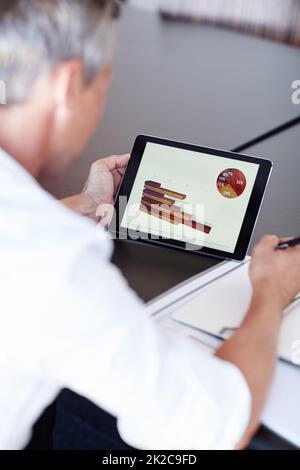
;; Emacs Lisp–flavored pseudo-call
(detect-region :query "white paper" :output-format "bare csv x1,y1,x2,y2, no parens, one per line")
172,260,300,365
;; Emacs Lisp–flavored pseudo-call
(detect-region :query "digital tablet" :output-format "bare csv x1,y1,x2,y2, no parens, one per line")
110,135,273,261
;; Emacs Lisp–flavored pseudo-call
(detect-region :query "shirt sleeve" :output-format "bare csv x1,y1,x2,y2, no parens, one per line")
42,243,251,450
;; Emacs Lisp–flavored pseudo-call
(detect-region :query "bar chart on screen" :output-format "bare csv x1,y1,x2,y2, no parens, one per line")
139,181,212,234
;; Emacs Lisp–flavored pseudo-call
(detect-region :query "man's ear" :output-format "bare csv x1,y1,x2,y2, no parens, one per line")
51,59,85,107
97,63,113,94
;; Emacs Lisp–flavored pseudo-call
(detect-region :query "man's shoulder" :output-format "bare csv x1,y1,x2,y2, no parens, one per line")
0,151,114,347
0,150,112,263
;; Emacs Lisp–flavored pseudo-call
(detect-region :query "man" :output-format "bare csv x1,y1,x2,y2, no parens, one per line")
0,0,300,450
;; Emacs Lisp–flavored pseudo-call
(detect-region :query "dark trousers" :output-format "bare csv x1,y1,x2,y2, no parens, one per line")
26,389,135,450
26,389,296,450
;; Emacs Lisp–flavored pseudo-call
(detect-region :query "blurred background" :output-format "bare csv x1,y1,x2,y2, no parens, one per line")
47,0,300,204
130,0,300,47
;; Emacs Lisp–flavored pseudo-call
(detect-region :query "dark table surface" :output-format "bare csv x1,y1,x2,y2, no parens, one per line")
47,6,300,199
246,123,300,248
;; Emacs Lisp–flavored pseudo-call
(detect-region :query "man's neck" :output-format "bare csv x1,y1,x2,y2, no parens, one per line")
0,104,51,177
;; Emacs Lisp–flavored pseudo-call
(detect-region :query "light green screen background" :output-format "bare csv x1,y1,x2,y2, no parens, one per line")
121,142,259,253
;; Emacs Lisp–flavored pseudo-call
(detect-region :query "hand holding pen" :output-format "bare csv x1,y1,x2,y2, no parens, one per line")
277,236,300,250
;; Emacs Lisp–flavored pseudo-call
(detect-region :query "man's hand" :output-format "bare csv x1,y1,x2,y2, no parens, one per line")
250,235,300,311
83,154,130,205
216,234,300,448
61,154,130,219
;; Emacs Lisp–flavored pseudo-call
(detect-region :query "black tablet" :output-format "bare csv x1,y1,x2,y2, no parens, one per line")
110,135,273,261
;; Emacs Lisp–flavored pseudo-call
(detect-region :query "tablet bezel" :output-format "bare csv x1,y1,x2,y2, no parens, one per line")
111,135,273,261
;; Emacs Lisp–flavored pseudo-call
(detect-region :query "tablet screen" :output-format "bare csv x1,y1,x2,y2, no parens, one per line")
120,142,260,254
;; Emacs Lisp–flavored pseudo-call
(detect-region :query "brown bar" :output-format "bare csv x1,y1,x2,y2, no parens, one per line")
141,199,175,215
159,206,192,223
141,204,181,225
185,219,212,234
141,196,181,212
141,201,192,224
142,190,175,206
140,201,212,234
159,187,186,200
145,181,161,188
140,205,179,225
144,183,186,200
143,188,165,198
141,196,160,206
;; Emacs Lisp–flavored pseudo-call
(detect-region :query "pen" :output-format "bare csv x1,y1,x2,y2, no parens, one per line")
277,236,300,250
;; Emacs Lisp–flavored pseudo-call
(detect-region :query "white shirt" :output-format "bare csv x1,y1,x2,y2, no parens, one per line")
0,148,251,450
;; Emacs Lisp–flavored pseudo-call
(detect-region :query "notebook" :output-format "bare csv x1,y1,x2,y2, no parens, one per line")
172,260,300,366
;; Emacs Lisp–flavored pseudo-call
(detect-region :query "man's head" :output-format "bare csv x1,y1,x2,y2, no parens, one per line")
0,0,120,177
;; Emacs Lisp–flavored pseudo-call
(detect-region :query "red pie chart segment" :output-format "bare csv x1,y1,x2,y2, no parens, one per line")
217,168,247,199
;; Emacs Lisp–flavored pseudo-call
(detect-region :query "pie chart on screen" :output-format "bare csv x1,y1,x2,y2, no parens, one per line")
217,168,247,199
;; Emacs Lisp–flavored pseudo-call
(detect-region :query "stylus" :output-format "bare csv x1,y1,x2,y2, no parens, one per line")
277,236,300,250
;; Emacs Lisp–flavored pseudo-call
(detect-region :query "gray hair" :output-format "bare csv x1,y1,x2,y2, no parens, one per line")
0,0,120,105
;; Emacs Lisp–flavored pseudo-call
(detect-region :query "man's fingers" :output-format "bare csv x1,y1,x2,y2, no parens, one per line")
95,154,130,172
253,234,279,255
115,154,131,169
260,234,279,248
275,236,300,253
96,203,114,226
